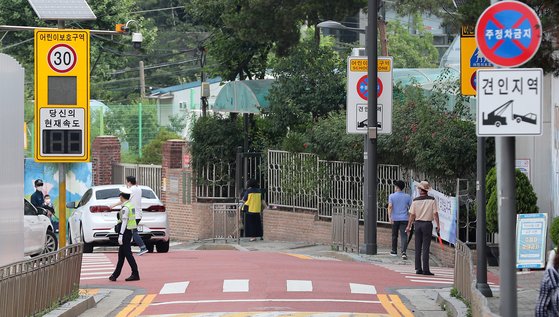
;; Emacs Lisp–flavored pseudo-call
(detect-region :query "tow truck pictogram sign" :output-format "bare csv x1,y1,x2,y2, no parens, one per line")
477,68,543,136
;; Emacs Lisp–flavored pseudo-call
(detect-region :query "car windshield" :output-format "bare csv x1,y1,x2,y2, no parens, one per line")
95,188,157,200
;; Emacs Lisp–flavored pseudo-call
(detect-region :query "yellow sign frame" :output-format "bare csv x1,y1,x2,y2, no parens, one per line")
460,26,493,96
34,29,90,162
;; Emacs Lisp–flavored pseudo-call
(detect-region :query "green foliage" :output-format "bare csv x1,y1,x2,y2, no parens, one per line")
378,76,477,180
550,217,559,247
485,167,539,234
308,111,363,162
139,129,181,164
258,35,346,149
386,19,439,68
167,113,187,135
190,114,243,164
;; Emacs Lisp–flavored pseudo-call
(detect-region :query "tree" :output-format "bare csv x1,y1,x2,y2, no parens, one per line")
378,75,478,180
190,114,244,164
262,33,346,145
485,167,539,233
103,104,159,155
386,19,439,68
139,129,181,164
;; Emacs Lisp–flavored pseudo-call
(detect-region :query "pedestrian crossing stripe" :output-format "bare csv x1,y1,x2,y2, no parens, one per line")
141,313,391,317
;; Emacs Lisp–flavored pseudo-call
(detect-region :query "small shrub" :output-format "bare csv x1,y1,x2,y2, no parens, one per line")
550,217,559,247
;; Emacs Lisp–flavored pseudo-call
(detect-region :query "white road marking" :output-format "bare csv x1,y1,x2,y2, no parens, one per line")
80,276,110,280
409,279,453,284
150,298,382,306
160,282,190,295
81,271,115,276
349,283,377,294
223,279,249,292
286,280,313,292
404,275,454,282
81,266,114,271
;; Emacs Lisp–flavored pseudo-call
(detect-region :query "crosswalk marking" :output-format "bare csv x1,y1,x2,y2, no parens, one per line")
350,283,377,295
223,279,249,292
80,253,113,281
286,280,313,292
160,282,190,295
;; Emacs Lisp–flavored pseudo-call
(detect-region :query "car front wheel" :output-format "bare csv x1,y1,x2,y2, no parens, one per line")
42,230,58,254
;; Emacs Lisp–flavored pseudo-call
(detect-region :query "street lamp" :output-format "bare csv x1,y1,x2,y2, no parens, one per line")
317,1,379,256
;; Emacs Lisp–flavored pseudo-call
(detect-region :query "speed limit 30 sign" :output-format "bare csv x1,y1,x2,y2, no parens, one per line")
34,29,90,163
48,44,77,73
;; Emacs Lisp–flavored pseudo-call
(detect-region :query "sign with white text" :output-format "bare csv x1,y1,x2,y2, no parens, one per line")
516,213,547,269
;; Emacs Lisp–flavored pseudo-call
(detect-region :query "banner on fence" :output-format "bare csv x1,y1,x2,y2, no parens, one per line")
516,213,547,269
412,181,457,244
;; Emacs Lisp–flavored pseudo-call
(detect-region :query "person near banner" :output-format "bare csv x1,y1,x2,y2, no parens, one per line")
109,187,140,282
388,180,412,259
535,249,559,316
241,179,263,241
406,180,440,276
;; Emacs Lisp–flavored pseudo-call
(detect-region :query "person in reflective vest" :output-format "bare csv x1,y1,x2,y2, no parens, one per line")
109,187,140,282
242,178,263,241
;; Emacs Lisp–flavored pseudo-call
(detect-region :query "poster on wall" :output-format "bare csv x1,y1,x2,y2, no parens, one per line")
412,181,458,244
516,213,547,269
515,159,531,181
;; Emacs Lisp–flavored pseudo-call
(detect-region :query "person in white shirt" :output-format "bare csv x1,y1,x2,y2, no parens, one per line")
126,176,148,255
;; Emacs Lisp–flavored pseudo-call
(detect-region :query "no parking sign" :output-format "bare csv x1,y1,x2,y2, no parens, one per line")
475,1,542,67
346,57,393,134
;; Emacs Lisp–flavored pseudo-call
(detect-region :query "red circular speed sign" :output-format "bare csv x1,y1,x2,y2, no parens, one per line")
47,44,77,73
475,1,542,68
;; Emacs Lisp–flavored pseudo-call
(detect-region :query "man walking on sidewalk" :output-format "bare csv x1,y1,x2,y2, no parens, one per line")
388,180,412,259
406,181,440,276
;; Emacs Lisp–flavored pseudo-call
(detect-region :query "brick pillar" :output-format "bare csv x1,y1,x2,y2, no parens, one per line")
161,139,187,203
92,136,120,186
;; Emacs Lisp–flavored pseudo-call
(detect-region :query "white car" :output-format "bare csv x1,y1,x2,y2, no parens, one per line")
24,199,58,256
67,185,170,253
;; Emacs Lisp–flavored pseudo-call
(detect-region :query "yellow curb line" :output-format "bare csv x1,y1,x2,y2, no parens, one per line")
128,294,157,317
117,295,145,317
378,294,401,317
285,253,313,260
389,294,414,317
79,288,99,296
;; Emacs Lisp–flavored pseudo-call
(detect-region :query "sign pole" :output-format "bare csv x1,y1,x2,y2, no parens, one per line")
57,19,67,248
364,0,378,255
476,136,492,297
488,1,516,315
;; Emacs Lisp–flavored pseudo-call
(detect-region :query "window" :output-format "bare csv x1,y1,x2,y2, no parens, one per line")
78,189,93,207
24,200,37,216
141,189,157,199
95,188,120,200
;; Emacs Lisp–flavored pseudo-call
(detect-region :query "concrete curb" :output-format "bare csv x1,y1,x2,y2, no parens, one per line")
436,288,470,317
42,295,96,317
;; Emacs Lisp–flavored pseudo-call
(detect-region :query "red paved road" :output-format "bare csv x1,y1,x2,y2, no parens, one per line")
80,250,493,316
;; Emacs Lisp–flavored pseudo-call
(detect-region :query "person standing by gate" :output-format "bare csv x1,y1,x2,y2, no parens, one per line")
242,179,263,241
109,187,140,282
388,180,412,259
406,181,440,276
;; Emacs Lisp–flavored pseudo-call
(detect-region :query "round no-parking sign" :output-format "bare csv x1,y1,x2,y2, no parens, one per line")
475,1,542,68
356,75,383,101
47,44,77,73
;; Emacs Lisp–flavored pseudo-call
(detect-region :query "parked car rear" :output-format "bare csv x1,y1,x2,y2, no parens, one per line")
67,185,169,253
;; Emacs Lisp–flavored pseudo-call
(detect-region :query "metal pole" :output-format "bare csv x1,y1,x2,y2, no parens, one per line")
57,19,67,248
476,137,492,297
138,102,143,158
365,0,378,255
497,137,517,317
139,61,146,99
487,0,515,313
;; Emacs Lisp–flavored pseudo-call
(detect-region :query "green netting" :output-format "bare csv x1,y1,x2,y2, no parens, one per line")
213,79,274,113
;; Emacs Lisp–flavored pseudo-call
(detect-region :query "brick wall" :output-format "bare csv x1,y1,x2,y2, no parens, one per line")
263,208,455,267
91,136,120,185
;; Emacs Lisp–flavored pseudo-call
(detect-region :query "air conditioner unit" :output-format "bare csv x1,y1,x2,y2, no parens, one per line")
179,102,187,110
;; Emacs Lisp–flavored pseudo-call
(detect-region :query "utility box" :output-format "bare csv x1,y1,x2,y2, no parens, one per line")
201,82,210,98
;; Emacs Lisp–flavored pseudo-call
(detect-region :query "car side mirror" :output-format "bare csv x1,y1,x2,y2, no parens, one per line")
66,202,76,209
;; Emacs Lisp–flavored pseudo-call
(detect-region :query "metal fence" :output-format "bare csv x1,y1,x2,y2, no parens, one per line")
0,244,83,317
332,206,360,253
454,240,499,317
212,203,240,243
268,150,402,223
112,163,162,197
196,161,236,200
